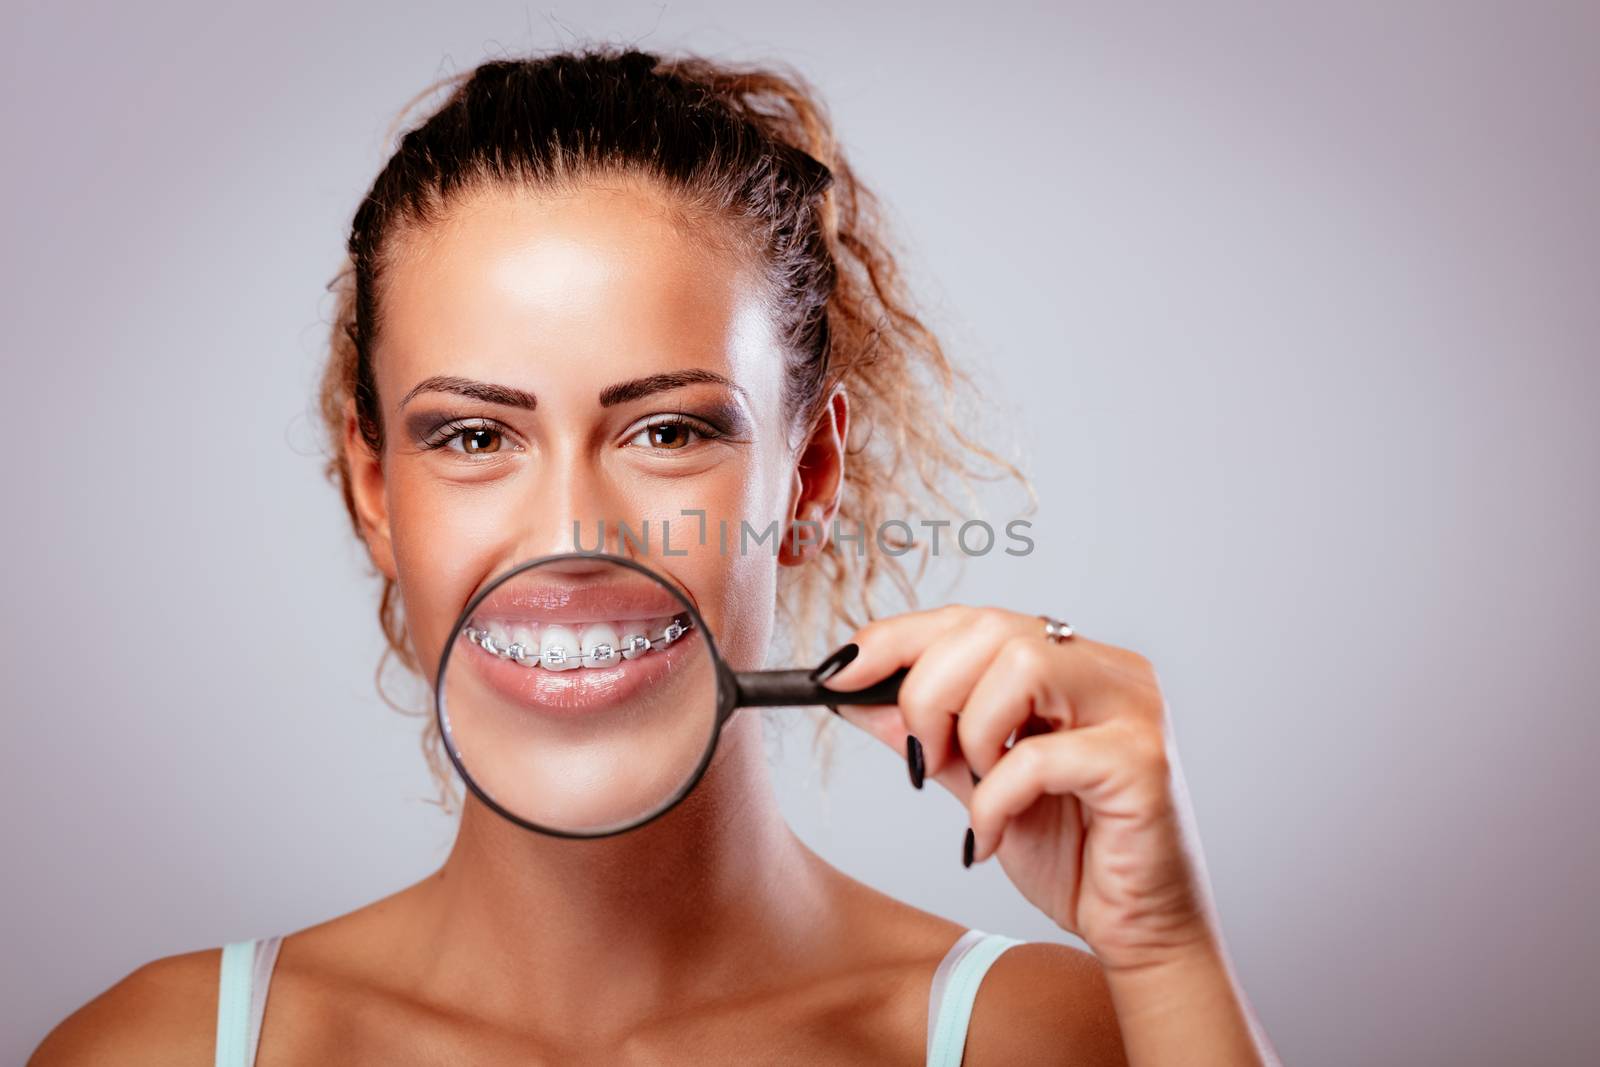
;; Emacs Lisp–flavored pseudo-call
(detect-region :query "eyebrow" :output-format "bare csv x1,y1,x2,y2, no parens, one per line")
399,375,538,411
397,368,749,413
599,369,749,408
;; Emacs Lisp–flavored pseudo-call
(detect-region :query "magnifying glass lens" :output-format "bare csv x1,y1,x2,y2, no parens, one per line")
437,555,720,837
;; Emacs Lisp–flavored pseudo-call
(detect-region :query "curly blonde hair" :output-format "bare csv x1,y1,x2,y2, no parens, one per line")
317,44,1031,815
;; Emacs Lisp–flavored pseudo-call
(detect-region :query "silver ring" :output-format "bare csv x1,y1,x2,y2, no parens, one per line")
1040,615,1076,643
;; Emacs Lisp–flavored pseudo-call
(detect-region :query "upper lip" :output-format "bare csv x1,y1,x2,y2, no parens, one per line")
467,569,689,627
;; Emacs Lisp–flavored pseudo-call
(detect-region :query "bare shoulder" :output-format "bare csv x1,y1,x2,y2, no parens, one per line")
965,941,1129,1066
27,946,220,1067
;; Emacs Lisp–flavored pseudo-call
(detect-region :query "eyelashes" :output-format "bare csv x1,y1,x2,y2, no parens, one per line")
622,413,728,451
418,417,513,456
414,412,733,457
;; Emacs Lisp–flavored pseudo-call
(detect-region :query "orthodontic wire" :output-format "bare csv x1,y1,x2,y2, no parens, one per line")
462,614,693,669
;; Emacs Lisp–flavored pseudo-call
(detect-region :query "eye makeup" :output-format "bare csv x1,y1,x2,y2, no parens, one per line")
623,413,729,452
405,406,750,461
409,412,521,453
675,398,751,440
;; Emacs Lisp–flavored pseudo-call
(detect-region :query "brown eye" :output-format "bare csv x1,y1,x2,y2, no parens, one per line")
419,417,518,458
457,427,502,454
647,422,691,449
625,415,722,453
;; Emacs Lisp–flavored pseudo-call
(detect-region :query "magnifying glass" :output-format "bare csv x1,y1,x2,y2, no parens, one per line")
433,551,906,838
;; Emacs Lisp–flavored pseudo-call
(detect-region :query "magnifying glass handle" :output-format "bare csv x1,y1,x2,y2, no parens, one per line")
733,666,908,709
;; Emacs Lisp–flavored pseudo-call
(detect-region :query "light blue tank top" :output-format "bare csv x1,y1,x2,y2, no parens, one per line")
215,928,1023,1066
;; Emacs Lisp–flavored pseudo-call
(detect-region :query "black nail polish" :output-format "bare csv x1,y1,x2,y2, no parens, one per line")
905,734,925,789
962,827,975,868
809,643,859,685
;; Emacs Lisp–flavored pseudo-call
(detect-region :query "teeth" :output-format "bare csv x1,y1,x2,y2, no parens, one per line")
467,615,691,670
487,621,513,656
508,623,539,663
540,624,581,671
580,622,620,668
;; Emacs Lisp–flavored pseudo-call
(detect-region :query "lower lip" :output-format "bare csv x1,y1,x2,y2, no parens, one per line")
457,628,702,720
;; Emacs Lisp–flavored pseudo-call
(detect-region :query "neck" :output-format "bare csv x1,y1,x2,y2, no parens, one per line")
410,714,828,1029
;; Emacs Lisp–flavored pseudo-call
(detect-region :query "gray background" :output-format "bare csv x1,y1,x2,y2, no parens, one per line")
5,2,1597,1063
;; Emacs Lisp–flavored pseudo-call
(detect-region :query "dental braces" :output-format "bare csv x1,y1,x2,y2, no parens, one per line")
462,613,693,670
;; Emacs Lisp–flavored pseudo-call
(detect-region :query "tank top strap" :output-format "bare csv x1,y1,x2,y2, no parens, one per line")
215,935,283,1067
925,929,1025,1066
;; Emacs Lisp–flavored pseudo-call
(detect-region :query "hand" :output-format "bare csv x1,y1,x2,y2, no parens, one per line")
816,605,1222,974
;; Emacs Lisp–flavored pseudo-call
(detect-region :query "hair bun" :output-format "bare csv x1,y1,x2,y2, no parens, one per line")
616,50,660,78
797,150,834,197
776,143,834,199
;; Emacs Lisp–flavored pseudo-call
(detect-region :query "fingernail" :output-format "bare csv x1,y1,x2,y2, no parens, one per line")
906,734,925,790
962,826,975,868
809,643,859,685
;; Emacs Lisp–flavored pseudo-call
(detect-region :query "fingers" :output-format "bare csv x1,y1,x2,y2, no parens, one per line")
813,609,959,776
820,607,1045,780
893,610,1032,777
819,607,1168,846
816,606,967,691
957,633,1077,780
966,722,1168,863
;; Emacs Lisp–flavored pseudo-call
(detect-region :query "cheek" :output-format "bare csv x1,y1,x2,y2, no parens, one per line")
384,468,517,677
708,545,781,671
616,454,790,673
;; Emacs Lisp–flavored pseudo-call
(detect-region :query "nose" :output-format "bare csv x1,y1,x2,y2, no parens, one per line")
495,460,696,610
506,450,634,562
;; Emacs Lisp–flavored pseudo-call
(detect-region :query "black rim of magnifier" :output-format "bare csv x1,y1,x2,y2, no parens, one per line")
433,550,734,841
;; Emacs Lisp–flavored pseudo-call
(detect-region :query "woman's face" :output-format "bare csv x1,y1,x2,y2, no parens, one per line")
348,179,836,688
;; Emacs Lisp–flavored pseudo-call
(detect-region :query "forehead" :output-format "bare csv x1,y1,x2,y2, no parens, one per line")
373,179,781,407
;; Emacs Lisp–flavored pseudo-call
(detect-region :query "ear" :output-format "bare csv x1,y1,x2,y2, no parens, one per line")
344,397,398,581
779,387,849,567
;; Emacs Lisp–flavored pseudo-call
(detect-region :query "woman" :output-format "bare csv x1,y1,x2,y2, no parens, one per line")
31,46,1277,1064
